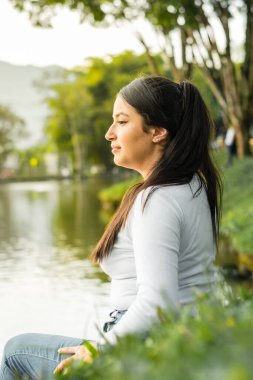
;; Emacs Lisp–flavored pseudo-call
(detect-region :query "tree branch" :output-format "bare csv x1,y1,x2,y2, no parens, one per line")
134,31,160,76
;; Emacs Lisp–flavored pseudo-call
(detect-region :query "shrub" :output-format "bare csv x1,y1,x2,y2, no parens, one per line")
55,288,253,380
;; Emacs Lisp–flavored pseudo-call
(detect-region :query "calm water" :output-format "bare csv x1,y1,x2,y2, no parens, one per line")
1,179,251,358
0,179,113,355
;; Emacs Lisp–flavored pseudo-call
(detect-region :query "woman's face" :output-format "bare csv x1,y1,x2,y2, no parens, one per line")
105,95,164,178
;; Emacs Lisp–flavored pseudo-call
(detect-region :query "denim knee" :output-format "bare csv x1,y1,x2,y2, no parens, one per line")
3,333,32,360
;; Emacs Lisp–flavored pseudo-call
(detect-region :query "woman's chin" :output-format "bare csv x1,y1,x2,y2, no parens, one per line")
113,157,130,170
114,157,135,170
113,154,122,165
114,158,124,167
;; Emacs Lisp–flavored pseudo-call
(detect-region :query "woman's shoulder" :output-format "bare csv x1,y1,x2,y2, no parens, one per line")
135,174,202,207
129,175,205,228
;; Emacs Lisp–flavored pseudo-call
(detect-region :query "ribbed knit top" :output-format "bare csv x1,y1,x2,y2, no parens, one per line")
100,175,216,344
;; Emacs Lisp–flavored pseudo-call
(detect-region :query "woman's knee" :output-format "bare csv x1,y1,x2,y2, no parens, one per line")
3,333,36,359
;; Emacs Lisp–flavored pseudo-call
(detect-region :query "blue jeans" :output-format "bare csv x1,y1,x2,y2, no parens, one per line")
0,333,84,380
0,310,126,380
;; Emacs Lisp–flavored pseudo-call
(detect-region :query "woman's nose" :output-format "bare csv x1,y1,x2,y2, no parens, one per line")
105,124,116,141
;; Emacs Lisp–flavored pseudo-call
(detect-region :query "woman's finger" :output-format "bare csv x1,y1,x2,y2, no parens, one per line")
58,346,79,354
54,344,94,375
53,357,73,374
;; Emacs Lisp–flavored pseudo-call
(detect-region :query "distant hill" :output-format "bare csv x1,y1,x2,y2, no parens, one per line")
0,61,64,149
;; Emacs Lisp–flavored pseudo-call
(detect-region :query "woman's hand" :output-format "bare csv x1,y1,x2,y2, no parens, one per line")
54,342,98,374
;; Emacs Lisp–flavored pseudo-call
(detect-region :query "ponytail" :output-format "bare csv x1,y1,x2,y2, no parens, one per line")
179,81,223,245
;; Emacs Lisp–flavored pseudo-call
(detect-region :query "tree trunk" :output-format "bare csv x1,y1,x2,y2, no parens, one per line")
241,112,252,156
135,33,160,76
233,120,251,158
72,133,84,178
221,60,252,157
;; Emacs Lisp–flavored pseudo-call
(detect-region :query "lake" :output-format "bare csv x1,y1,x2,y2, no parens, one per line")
0,179,112,356
0,178,251,357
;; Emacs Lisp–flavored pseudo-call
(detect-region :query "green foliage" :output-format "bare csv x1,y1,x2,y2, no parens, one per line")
0,104,26,170
14,144,49,177
220,157,253,255
55,289,253,380
191,67,221,122
99,175,140,210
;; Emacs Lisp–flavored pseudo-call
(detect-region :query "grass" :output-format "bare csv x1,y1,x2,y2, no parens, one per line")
55,287,253,380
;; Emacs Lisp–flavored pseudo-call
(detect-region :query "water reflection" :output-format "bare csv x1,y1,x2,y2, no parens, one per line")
0,179,112,355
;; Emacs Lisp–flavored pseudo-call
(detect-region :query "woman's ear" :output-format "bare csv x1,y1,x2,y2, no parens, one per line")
152,127,169,143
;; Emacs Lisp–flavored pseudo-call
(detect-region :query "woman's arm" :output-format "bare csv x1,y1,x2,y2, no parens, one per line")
102,187,184,344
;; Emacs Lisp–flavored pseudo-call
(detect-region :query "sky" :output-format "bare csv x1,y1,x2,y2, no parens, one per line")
0,0,245,69
0,0,157,68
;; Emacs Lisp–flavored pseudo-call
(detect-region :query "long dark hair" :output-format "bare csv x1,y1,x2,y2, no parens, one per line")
91,76,223,263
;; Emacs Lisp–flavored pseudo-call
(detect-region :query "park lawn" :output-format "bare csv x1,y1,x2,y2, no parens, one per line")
99,156,253,256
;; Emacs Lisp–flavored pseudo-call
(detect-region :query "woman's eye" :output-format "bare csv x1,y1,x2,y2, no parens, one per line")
117,121,127,125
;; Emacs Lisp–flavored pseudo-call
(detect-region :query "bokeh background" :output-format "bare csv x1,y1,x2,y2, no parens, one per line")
0,0,252,363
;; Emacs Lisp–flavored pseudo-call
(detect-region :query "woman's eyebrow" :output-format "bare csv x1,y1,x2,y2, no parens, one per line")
113,112,130,118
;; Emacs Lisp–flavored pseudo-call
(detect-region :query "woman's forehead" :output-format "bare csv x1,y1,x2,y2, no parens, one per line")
112,96,137,117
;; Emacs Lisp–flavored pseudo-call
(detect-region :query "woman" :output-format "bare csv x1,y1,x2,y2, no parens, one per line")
0,76,222,379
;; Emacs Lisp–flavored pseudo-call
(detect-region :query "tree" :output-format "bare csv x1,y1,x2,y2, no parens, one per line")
11,0,253,157
45,78,93,177
0,104,25,170
141,0,253,157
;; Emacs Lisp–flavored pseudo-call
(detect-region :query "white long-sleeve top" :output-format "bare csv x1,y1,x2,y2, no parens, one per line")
100,175,216,344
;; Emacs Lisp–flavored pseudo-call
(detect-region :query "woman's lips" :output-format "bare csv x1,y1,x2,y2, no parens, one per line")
111,146,121,153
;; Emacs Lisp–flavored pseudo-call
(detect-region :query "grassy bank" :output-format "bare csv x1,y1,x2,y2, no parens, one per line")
56,288,253,380
98,176,140,210
99,157,253,260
